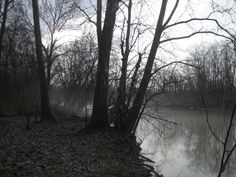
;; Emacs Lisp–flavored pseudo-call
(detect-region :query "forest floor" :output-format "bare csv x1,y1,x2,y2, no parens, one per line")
0,115,160,177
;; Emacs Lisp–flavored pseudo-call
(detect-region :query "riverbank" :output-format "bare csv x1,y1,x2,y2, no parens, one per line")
0,115,160,177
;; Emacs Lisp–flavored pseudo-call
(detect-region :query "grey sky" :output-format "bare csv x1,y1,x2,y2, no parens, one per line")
47,0,236,60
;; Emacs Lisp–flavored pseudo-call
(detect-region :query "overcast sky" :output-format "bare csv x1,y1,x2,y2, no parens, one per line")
46,0,236,61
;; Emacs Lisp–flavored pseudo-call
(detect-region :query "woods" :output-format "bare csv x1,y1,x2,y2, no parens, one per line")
0,0,236,176
0,0,235,130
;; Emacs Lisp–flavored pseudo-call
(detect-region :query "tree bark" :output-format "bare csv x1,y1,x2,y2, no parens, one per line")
0,0,10,64
32,0,55,122
89,0,119,129
115,0,132,129
126,0,168,133
96,0,102,44
126,52,142,109
0,0,11,115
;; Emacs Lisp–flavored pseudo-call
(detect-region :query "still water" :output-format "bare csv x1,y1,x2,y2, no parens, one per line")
136,107,236,177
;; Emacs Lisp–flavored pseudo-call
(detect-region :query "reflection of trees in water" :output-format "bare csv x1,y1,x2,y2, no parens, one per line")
137,109,236,177
137,108,178,139
137,115,178,171
183,118,236,177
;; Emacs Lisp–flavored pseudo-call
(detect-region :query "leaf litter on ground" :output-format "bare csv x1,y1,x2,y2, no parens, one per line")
0,115,160,177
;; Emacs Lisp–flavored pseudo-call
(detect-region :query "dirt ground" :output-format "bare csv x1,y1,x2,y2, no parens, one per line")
0,115,160,177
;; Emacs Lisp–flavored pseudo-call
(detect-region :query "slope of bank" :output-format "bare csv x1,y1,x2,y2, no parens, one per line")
0,115,160,177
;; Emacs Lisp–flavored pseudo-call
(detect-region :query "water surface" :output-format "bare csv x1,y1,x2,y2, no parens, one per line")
136,107,236,177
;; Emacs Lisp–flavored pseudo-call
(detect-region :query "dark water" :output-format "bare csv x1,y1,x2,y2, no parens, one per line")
136,108,236,177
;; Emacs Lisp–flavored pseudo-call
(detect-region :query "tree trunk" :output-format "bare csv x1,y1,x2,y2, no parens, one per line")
96,0,102,44
89,0,119,129
0,0,11,115
126,0,168,133
115,0,132,129
0,0,10,64
126,52,143,109
32,0,55,122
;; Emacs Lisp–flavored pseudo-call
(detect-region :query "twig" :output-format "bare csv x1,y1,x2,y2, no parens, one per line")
142,118,163,134
200,90,224,144
143,112,178,125
139,154,155,163
203,106,224,144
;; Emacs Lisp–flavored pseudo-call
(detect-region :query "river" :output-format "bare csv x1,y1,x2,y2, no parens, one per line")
136,107,236,177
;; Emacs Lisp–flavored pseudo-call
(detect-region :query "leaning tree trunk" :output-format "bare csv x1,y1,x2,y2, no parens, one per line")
89,0,119,129
32,0,55,122
126,0,168,133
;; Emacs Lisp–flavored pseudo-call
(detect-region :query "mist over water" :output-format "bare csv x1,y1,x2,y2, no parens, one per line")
136,108,236,177
50,88,94,117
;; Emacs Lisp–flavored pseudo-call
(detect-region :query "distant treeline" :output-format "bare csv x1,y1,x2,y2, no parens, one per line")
157,42,236,108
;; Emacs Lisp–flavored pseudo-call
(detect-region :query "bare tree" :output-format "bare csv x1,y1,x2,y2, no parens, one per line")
126,0,169,133
74,0,235,133
0,0,13,64
87,0,120,129
40,0,76,87
32,0,55,122
125,0,236,133
113,0,133,129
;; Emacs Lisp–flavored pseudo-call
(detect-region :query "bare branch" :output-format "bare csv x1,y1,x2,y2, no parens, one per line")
160,31,234,44
163,0,179,27
151,60,200,77
218,103,236,176
73,0,97,26
143,112,178,125
142,118,163,134
164,18,236,42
